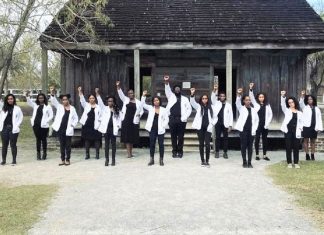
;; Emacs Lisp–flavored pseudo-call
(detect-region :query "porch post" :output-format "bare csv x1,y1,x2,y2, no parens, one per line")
226,49,233,103
134,48,140,99
41,48,49,94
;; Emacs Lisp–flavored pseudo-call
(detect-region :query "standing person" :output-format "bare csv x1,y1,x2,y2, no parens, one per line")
280,91,303,169
249,83,273,161
0,94,23,165
190,88,216,166
164,75,192,158
141,90,169,166
299,91,323,160
96,88,121,166
78,87,102,160
25,91,53,160
116,81,143,158
235,88,259,168
211,84,233,159
50,87,78,166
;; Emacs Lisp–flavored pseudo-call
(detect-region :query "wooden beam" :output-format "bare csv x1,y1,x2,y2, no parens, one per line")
41,48,48,94
134,49,140,99
226,49,233,104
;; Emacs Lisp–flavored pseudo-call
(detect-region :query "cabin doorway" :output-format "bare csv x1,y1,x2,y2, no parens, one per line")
128,67,152,96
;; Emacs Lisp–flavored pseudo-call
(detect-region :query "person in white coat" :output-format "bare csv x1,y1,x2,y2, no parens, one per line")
164,75,192,158
96,88,121,166
116,81,143,158
280,91,303,169
25,91,53,160
248,83,273,161
211,84,233,159
50,87,79,166
141,90,169,166
0,94,23,165
78,87,102,160
235,88,259,168
190,88,216,166
299,90,323,161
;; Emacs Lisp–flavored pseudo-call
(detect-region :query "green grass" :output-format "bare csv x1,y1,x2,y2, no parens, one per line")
267,161,324,229
0,184,57,235
19,117,36,141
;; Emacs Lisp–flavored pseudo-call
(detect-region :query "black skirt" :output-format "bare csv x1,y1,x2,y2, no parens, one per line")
121,102,139,144
82,108,102,141
302,127,318,139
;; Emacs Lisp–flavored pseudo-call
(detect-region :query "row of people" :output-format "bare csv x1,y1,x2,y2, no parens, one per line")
0,76,322,168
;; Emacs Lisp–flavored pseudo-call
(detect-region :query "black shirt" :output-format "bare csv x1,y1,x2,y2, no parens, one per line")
310,107,316,129
243,107,252,132
152,113,159,132
287,112,297,133
59,109,70,133
217,103,226,125
34,105,44,127
258,104,266,128
4,106,14,126
201,106,209,129
170,95,181,117
107,111,113,131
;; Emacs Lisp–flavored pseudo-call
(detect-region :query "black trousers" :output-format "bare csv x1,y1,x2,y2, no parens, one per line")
104,130,116,162
58,132,72,161
149,129,164,159
33,126,49,152
1,125,19,163
284,132,300,164
215,123,228,153
255,126,268,156
240,131,254,164
197,127,212,163
169,117,186,155
85,139,101,155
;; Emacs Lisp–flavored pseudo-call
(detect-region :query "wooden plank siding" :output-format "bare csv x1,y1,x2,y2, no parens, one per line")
60,49,307,122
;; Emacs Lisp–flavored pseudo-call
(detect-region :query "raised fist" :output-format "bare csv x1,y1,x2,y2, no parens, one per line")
142,90,148,97
163,75,170,81
95,88,100,94
301,90,306,96
281,90,286,97
190,88,196,95
116,81,120,87
249,83,254,90
213,84,218,91
237,88,243,95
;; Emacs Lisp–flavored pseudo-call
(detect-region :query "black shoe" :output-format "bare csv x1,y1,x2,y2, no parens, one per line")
37,152,41,160
159,158,164,166
215,151,220,158
148,157,154,166
223,152,228,159
85,153,90,160
256,156,260,161
178,153,183,158
201,161,206,166
95,151,100,160
111,157,116,166
172,152,178,158
1,161,6,165
306,154,311,161
248,163,253,168
263,156,270,161
205,162,210,167
42,151,47,160
105,159,109,166
243,162,248,168
11,161,17,165
311,154,315,161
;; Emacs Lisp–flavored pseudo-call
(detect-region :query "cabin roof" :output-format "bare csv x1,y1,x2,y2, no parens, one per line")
41,0,324,47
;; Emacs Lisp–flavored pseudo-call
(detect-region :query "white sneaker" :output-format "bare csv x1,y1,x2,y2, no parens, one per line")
295,164,301,169
287,163,293,169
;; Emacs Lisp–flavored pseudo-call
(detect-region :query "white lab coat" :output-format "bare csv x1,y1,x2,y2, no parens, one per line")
27,97,53,128
117,88,143,124
280,96,303,138
0,100,23,134
79,95,101,130
235,96,259,135
210,91,234,128
249,90,273,129
299,98,323,132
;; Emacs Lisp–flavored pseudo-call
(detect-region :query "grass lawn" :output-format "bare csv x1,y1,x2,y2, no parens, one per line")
0,184,57,235
267,161,324,230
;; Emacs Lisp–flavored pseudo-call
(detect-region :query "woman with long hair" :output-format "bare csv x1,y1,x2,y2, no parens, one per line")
50,87,78,166
25,91,53,160
0,94,23,165
116,81,143,158
78,86,102,160
235,88,259,168
96,88,121,166
248,83,273,161
299,91,323,160
280,91,303,169
190,88,216,167
141,90,169,166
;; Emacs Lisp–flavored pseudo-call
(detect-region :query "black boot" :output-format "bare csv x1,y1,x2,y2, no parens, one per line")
105,158,109,166
42,149,47,160
242,161,248,168
95,150,100,160
215,151,220,158
111,156,116,166
1,156,6,165
159,157,164,166
311,153,315,161
148,157,154,166
306,153,310,161
12,156,16,165
85,150,90,160
37,151,41,160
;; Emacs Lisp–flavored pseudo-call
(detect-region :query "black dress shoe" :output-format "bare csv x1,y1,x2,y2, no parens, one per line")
201,161,206,166
306,154,310,161
1,161,6,165
215,152,220,158
105,160,109,166
159,158,164,166
37,152,41,160
178,153,183,158
243,162,248,168
223,152,228,159
148,157,154,166
311,154,315,161
248,163,253,168
172,153,177,158
255,156,260,161
263,156,270,161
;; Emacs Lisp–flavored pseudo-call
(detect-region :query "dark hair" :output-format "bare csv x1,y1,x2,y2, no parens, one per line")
59,94,71,99
87,94,98,104
218,91,227,101
127,89,134,93
285,96,300,110
173,85,181,91
36,93,48,106
151,96,162,107
199,94,213,117
2,94,16,112
304,95,317,106
255,92,268,105
241,95,250,106
105,95,120,117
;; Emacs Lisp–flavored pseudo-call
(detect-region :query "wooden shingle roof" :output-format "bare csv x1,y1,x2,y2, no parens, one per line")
41,0,324,46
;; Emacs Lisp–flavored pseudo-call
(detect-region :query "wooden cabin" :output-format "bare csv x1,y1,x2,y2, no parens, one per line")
40,0,324,124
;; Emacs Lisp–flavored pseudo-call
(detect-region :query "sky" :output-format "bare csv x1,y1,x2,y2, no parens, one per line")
307,0,323,13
